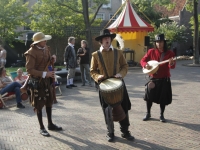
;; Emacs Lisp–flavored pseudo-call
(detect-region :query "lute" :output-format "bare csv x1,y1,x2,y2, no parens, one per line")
142,57,179,75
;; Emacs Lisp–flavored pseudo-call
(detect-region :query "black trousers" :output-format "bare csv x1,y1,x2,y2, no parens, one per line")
102,107,130,134
146,101,166,115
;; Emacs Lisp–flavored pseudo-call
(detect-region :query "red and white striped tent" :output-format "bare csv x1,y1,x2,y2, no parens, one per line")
108,0,154,32
108,0,154,62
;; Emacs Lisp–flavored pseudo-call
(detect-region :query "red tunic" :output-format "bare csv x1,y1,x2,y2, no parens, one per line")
140,48,176,78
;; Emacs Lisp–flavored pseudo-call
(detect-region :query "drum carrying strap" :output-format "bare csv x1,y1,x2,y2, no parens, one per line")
97,49,118,134
97,49,118,78
113,49,118,75
97,50,108,78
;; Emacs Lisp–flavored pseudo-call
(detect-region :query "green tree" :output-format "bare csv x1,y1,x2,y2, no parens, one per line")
148,22,188,48
30,0,77,56
55,0,109,53
186,0,199,64
132,0,174,11
133,0,199,64
31,0,108,56
131,1,171,28
0,0,29,45
31,0,84,37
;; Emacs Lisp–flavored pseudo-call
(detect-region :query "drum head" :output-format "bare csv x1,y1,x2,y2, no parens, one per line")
21,93,28,101
99,78,123,92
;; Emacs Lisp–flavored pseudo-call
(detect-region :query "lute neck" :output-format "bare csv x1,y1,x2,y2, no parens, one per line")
158,57,177,65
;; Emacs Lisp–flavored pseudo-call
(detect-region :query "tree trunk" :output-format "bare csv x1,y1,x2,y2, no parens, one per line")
193,0,199,64
82,0,94,60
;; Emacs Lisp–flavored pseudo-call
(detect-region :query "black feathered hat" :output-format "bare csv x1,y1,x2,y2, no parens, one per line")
95,29,116,41
154,34,168,41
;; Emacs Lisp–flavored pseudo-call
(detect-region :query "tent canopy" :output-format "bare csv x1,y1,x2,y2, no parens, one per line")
108,0,154,33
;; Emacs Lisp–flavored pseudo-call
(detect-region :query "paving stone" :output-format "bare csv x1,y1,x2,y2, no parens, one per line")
0,59,200,150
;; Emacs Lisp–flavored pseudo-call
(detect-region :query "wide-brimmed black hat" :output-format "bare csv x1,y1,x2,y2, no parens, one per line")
95,29,116,41
154,34,167,41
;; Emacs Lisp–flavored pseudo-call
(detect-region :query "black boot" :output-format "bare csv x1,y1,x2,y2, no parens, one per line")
160,115,166,122
106,133,114,142
160,105,166,122
40,129,50,136
143,101,152,121
17,102,25,108
143,113,151,121
48,124,62,131
66,85,72,89
121,131,135,141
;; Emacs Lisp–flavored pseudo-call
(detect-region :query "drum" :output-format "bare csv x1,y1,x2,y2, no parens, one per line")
21,92,28,101
99,78,124,107
20,86,29,101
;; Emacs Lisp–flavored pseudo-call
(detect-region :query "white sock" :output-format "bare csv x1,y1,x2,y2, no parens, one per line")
67,79,70,85
70,78,73,85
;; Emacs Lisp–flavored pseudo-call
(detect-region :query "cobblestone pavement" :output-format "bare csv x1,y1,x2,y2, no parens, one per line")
0,60,200,150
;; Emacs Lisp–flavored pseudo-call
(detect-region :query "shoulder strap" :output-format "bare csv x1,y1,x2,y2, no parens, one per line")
97,50,109,78
113,49,118,75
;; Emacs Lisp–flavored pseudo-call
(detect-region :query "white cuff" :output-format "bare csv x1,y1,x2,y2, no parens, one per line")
42,72,47,78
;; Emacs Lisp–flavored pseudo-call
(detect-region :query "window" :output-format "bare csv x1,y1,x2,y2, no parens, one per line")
102,0,111,8
88,0,92,7
96,13,105,20
15,36,20,40
24,26,31,31
37,0,42,3
109,14,119,20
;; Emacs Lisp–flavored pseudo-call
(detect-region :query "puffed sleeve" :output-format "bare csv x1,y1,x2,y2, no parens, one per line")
24,49,43,77
140,49,152,68
90,52,101,83
118,50,128,78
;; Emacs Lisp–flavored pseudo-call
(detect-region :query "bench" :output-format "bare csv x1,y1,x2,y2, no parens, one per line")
55,67,81,82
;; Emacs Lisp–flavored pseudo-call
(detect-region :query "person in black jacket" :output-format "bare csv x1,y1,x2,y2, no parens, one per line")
77,40,92,86
64,37,77,88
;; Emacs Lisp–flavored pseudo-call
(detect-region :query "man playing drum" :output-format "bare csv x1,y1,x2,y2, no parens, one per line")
90,29,134,142
140,34,176,122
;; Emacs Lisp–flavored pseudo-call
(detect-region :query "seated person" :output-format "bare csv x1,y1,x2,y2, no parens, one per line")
14,68,28,85
0,67,25,108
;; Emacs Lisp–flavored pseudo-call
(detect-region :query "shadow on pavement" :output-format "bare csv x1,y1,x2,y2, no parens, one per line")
51,132,118,150
52,132,172,150
167,119,200,132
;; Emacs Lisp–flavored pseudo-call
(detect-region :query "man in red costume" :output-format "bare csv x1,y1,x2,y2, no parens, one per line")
140,34,176,122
